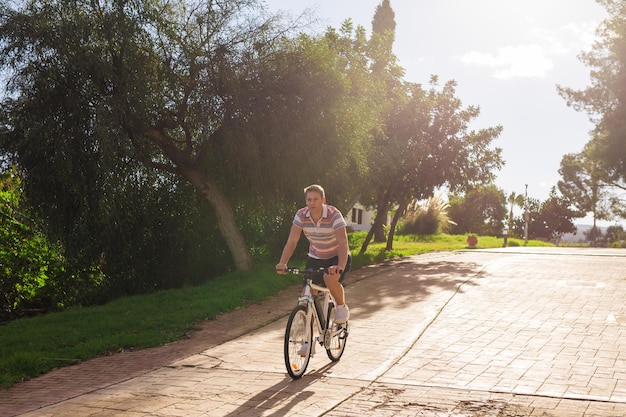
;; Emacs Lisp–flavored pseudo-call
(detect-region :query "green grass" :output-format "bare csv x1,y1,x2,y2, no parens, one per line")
0,233,551,388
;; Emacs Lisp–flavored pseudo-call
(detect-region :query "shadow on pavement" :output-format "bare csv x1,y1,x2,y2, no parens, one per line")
344,256,489,321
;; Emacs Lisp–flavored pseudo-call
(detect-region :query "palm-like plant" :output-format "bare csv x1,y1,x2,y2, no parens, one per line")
507,191,525,233
403,195,453,235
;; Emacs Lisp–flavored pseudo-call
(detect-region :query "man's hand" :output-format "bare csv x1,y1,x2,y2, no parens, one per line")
275,264,288,274
328,265,343,275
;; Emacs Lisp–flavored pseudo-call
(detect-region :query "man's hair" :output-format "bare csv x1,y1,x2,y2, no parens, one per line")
304,184,325,198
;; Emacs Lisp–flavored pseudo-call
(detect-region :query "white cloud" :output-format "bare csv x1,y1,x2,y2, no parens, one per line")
458,20,599,80
560,21,600,50
459,44,554,79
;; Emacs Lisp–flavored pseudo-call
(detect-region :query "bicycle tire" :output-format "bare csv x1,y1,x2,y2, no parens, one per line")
325,302,348,361
284,305,312,379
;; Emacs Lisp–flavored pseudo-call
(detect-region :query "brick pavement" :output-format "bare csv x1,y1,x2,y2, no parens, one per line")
2,248,626,416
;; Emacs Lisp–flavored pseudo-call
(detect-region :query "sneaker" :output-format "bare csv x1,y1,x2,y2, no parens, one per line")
334,304,350,324
297,342,309,357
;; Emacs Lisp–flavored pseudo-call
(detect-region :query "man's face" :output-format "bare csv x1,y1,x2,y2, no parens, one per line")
305,191,325,211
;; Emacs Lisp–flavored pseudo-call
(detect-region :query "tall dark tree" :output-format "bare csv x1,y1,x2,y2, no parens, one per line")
372,0,396,36
0,0,376,274
371,0,396,75
360,0,401,243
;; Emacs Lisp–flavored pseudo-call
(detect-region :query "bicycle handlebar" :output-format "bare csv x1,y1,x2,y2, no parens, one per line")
283,267,328,275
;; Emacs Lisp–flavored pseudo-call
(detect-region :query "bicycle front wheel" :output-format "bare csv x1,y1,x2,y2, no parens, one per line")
284,305,312,379
325,303,348,361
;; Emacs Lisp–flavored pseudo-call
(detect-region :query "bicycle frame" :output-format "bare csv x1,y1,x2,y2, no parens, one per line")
299,277,333,351
284,267,348,379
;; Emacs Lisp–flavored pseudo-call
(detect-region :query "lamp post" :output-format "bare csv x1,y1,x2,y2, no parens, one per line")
524,184,529,244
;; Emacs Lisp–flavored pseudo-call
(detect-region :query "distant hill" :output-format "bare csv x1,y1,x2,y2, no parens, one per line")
561,224,607,243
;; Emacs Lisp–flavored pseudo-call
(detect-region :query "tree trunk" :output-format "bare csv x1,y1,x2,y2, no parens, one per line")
359,199,390,254
184,168,254,272
373,198,389,243
386,199,407,251
359,225,376,255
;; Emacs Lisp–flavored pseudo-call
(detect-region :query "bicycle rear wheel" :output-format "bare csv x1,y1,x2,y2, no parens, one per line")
325,303,348,361
284,305,312,379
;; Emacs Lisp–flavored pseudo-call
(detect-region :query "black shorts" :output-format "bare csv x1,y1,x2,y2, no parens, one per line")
305,254,351,286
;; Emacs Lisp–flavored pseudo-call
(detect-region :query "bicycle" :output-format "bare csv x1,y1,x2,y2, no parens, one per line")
283,267,349,379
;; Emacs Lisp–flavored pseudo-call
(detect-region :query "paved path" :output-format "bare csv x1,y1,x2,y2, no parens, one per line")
2,247,626,416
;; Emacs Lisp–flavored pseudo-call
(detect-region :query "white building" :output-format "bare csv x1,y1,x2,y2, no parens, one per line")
345,202,380,232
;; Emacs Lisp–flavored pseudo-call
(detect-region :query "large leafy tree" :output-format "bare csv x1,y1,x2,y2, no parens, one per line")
558,149,612,245
513,191,578,242
531,189,578,242
360,77,504,253
557,0,626,196
448,185,507,236
359,1,503,253
0,0,375,273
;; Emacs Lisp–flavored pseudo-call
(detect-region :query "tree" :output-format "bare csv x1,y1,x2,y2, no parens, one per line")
372,0,396,36
537,191,578,242
360,77,504,253
523,189,578,242
511,197,540,239
507,191,525,236
605,224,624,246
448,185,507,236
557,1,626,198
371,0,396,75
0,167,105,320
358,0,402,245
557,149,611,244
0,0,376,274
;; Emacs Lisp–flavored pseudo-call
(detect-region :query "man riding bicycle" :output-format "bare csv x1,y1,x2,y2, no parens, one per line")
276,184,351,324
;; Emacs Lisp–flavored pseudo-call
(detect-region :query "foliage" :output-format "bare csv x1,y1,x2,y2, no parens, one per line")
558,149,619,223
506,191,525,233
605,224,625,245
401,195,452,235
360,76,504,253
578,224,626,247
0,0,510,320
533,190,578,241
511,189,578,242
0,0,378,274
0,168,106,321
557,1,626,202
448,185,507,236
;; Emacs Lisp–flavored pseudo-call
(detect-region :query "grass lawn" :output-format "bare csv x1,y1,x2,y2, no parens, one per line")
0,233,550,388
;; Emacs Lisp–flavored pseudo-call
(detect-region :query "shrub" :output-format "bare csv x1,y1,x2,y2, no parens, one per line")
402,195,453,235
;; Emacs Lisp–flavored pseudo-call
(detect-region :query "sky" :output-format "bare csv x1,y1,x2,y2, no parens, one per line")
262,0,610,224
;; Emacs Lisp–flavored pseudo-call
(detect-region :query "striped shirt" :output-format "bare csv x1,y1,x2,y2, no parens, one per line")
293,204,347,260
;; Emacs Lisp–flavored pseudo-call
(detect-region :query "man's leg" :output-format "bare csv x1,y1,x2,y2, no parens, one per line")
324,273,349,323
323,273,345,305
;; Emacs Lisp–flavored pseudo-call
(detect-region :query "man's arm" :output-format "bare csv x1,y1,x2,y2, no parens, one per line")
335,226,349,273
